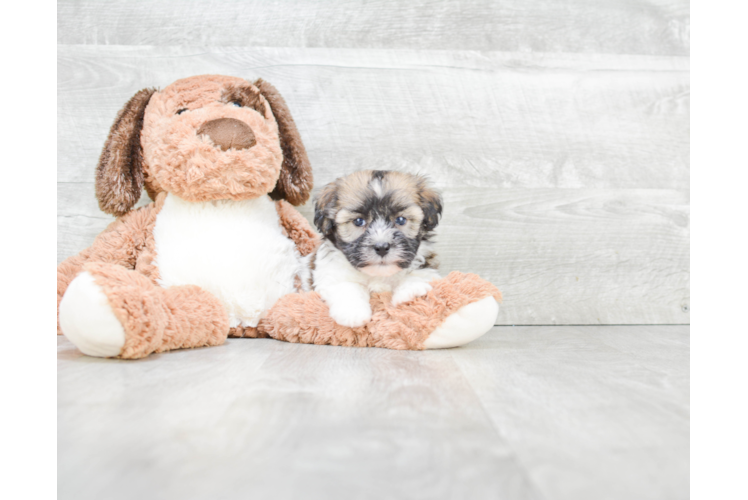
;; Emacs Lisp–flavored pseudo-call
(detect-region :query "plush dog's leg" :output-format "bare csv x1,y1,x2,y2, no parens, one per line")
59,262,229,359
415,274,501,349
258,271,501,350
57,200,164,334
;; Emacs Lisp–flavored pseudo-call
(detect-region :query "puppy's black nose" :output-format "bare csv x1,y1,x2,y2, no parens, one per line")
374,243,390,256
197,118,256,151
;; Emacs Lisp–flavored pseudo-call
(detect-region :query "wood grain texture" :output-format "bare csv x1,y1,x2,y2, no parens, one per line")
451,325,689,500
58,183,689,325
436,188,689,325
57,46,689,324
57,183,113,266
58,46,689,190
57,0,690,56
58,325,689,500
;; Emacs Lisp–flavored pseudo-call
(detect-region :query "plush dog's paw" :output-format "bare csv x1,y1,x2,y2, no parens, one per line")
328,300,372,328
392,279,433,306
423,296,499,349
58,271,126,357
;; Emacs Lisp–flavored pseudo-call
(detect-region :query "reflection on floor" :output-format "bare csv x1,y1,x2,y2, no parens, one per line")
58,325,689,500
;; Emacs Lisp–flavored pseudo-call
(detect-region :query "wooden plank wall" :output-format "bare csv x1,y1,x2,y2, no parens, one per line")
57,1,690,325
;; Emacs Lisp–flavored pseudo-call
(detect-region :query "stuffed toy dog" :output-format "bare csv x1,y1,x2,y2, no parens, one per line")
57,75,502,359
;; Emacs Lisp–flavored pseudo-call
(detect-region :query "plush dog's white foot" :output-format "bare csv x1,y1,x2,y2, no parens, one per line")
423,296,499,349
59,271,126,358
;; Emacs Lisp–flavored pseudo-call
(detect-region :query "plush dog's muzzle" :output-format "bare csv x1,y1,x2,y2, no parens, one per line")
197,118,256,151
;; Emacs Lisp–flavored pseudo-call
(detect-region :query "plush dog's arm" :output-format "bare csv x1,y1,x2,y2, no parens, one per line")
391,268,442,306
275,199,320,256
60,199,162,272
57,199,163,333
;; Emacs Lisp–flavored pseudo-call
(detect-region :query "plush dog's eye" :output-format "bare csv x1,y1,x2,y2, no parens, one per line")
395,216,407,226
353,218,366,227
176,108,188,115
231,101,242,107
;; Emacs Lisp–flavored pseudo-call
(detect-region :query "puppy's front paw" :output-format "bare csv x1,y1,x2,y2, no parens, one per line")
328,300,372,328
392,280,433,306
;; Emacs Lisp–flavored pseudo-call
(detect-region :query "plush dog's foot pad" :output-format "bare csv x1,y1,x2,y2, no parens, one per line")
423,296,499,349
59,271,125,357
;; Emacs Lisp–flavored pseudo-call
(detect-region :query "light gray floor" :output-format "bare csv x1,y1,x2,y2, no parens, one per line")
58,326,689,500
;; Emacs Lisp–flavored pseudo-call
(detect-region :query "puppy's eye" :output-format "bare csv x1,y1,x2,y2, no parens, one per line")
353,218,366,227
176,108,188,115
230,101,242,107
395,216,407,226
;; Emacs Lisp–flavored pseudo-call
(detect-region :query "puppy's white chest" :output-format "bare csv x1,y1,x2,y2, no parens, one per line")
153,194,301,327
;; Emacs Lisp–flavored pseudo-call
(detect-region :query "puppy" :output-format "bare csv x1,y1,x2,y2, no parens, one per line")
307,170,443,327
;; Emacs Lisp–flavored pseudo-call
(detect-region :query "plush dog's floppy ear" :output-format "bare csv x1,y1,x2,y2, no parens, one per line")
255,79,313,206
95,88,156,216
313,181,338,238
416,178,443,232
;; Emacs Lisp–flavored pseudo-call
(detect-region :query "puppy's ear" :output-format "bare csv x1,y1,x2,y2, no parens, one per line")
254,79,313,206
313,181,338,238
95,88,156,216
417,178,443,232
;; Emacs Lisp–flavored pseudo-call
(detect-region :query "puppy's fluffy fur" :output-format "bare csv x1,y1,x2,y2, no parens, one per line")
305,170,443,327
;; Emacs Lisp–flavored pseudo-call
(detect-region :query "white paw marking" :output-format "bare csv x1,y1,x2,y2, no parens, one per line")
58,272,126,358
423,296,499,349
391,279,433,306
328,298,373,328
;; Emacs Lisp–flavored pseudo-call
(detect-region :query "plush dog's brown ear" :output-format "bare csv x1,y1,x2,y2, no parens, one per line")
95,88,156,216
255,79,313,206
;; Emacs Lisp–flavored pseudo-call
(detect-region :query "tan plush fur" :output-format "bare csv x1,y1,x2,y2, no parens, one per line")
86,261,228,359
57,194,166,334
57,74,502,359
259,272,502,350
275,199,320,257
142,76,285,203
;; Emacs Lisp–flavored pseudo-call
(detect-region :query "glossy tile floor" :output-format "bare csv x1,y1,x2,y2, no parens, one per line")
58,326,689,500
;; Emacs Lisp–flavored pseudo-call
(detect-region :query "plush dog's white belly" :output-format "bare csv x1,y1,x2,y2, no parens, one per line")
153,194,301,328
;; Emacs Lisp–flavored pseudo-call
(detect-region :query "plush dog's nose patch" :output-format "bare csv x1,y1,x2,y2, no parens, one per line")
197,118,256,151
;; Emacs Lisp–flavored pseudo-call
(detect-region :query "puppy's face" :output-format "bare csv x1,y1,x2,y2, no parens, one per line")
314,171,442,277
141,75,284,202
